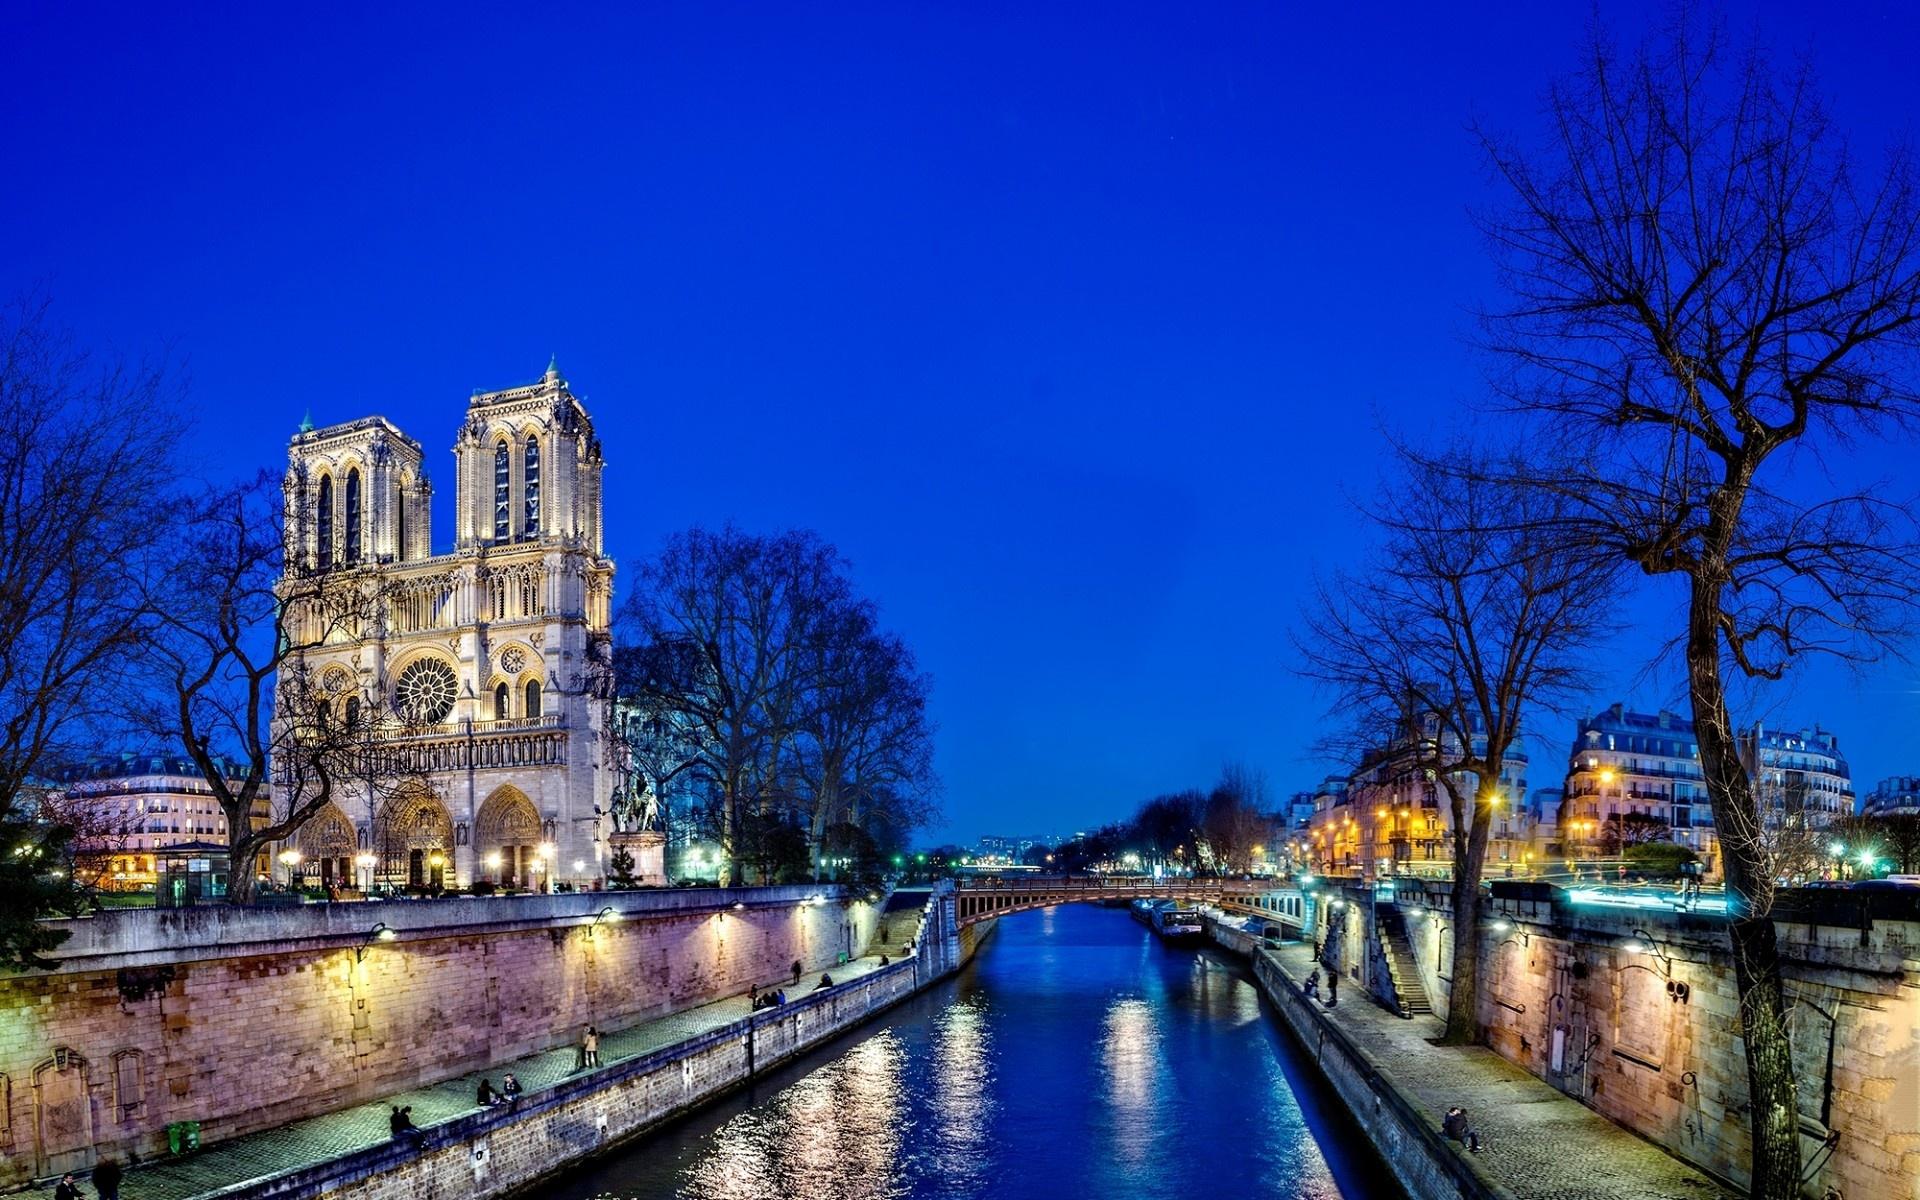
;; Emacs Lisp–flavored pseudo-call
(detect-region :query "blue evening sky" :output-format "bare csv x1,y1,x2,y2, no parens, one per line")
6,2,1918,844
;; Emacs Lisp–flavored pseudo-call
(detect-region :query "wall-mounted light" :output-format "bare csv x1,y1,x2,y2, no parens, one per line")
590,906,622,936
1625,927,1673,976
357,922,397,962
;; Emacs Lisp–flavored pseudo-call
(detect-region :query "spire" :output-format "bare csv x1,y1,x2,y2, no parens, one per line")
544,354,561,382
298,407,314,434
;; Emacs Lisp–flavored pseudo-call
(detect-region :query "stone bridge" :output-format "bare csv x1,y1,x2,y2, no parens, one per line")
954,875,1301,928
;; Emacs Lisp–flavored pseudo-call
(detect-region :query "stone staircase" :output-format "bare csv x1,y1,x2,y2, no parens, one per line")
870,889,926,956
1375,905,1432,1018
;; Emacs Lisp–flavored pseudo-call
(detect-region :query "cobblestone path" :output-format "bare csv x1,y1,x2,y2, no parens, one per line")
1269,943,1737,1200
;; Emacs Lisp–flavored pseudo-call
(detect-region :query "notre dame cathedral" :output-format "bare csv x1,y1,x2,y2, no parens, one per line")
277,362,617,891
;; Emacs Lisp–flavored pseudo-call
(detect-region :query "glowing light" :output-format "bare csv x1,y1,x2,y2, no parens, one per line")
572,859,586,873
1829,842,1846,857
537,842,557,860
1490,919,1511,932
484,852,503,870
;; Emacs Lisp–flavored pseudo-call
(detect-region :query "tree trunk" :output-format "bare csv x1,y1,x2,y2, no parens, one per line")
227,833,261,904
1688,572,1801,1197
1440,788,1494,1044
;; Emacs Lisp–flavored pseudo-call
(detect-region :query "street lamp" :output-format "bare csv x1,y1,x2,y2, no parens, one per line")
537,842,557,893
355,851,377,894
278,848,303,889
357,921,397,962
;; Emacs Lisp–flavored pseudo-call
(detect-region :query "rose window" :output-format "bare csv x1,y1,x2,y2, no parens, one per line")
499,646,527,674
395,659,458,724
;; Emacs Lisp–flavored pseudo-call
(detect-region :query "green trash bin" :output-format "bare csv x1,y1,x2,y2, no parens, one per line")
166,1121,201,1154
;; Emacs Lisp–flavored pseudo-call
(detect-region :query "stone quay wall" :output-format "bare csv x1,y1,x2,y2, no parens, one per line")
0,887,880,1187
165,887,969,1200
1250,948,1502,1200
1383,884,1920,1200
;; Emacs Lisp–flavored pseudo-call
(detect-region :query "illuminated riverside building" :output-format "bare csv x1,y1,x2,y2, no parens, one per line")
276,362,615,892
1306,741,1529,880
1864,777,1920,816
1560,703,1854,873
54,754,254,890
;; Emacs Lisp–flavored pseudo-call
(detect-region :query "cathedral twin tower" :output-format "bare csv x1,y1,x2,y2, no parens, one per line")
277,362,616,893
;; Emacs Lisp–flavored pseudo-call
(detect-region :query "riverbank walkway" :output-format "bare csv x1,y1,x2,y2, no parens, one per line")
1267,943,1737,1200
28,955,896,1200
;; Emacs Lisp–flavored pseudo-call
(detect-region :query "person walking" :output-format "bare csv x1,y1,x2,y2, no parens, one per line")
583,1025,601,1068
92,1159,123,1200
1326,971,1339,1007
791,959,803,985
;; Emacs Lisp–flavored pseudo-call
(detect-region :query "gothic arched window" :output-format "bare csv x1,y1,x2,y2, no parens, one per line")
493,440,510,542
344,469,362,564
494,682,509,721
345,696,361,731
524,436,541,536
316,476,334,569
525,680,542,719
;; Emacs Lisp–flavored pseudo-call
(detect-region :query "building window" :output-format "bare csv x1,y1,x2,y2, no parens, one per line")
525,680,542,719
345,696,360,731
494,439,511,542
524,437,541,536
316,475,334,569
344,469,362,564
494,683,509,720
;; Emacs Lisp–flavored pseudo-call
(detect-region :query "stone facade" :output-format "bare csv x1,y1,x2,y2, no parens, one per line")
277,363,616,891
1384,887,1920,1200
0,889,876,1185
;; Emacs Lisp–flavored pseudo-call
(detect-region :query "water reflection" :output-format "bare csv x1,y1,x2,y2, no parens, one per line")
680,1030,906,1200
929,997,993,1183
557,905,1397,1200
1099,997,1164,1168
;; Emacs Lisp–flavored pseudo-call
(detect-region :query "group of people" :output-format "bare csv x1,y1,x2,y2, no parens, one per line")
473,1073,523,1109
50,1161,119,1200
749,984,789,1010
1302,966,1339,1007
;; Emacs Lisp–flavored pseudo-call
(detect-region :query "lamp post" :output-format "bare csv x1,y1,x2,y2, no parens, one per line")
355,851,377,896
278,848,303,890
428,849,446,891
537,842,557,893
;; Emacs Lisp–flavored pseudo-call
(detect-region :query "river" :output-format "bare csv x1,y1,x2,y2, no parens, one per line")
552,902,1399,1200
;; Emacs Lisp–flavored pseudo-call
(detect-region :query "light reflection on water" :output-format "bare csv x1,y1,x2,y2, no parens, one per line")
558,904,1398,1200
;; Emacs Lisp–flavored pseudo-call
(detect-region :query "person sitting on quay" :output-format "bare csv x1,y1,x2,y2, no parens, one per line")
389,1105,420,1140
476,1078,498,1107
502,1073,523,1107
1303,968,1321,1002
1442,1106,1483,1153
817,973,834,989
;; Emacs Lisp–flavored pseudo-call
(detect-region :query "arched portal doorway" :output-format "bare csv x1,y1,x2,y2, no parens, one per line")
294,803,357,892
373,788,454,891
475,786,542,888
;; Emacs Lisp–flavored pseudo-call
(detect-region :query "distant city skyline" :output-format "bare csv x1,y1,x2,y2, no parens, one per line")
6,3,1919,846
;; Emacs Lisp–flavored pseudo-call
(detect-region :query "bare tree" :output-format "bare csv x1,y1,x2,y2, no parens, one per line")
131,476,390,903
0,300,178,968
1299,445,1618,1044
1202,762,1274,874
1474,22,1920,1192
796,600,937,872
621,527,852,884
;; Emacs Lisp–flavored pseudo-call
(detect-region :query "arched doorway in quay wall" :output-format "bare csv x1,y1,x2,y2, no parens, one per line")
374,787,455,890
475,785,542,888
